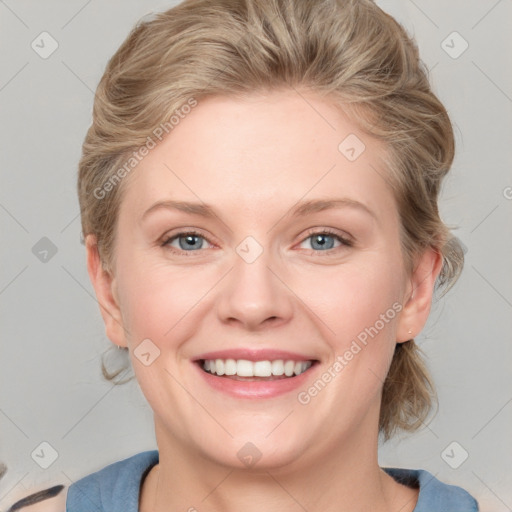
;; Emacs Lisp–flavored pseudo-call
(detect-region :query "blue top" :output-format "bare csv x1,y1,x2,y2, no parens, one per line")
66,450,479,512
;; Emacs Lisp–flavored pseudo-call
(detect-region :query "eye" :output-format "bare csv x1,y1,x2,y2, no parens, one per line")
161,228,353,256
298,228,353,253
161,230,214,255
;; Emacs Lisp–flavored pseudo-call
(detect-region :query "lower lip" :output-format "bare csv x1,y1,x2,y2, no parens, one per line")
193,362,317,399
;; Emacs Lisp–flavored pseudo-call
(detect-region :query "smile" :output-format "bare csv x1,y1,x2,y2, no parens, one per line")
193,357,318,399
202,359,313,380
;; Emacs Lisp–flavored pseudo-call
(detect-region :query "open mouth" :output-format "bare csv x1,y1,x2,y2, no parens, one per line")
198,358,317,381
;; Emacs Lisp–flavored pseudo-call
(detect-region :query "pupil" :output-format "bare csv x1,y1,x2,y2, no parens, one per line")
180,235,201,250
313,234,333,250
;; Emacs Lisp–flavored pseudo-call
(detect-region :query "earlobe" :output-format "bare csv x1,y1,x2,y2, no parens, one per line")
396,247,443,343
85,234,128,348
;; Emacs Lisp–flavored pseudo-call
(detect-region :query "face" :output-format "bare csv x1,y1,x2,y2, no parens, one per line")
89,89,437,470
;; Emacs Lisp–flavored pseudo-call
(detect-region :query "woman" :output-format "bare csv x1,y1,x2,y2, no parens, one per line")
67,0,479,510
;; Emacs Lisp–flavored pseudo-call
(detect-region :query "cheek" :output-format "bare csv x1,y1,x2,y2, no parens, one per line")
118,257,217,346
117,262,201,412
298,255,404,401
294,257,403,342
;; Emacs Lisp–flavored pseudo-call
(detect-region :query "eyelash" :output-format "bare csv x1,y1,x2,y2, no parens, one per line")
160,228,353,257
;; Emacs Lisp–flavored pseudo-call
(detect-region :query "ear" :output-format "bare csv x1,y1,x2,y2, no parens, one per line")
85,234,128,348
396,247,443,343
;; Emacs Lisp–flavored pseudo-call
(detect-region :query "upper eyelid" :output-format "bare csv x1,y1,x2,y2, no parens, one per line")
162,229,216,245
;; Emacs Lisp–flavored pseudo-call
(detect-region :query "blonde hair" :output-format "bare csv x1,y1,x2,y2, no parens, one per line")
78,0,464,440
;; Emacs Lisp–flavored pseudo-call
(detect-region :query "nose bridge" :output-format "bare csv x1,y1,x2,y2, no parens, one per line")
215,234,293,328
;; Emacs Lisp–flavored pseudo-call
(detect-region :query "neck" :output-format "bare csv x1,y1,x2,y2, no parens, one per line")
140,417,418,512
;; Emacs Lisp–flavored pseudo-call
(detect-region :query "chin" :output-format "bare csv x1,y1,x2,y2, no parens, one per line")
196,430,309,472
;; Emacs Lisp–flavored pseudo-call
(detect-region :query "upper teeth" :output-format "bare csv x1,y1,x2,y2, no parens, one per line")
202,359,312,377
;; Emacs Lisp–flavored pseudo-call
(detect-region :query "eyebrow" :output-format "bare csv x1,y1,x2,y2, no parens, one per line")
141,198,377,222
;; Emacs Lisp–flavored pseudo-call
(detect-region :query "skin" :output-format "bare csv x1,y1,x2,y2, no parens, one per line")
86,89,442,512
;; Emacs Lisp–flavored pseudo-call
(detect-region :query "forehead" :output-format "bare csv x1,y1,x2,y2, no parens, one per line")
118,90,395,223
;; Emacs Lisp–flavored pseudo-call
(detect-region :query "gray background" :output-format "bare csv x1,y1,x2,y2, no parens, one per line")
1,1,511,510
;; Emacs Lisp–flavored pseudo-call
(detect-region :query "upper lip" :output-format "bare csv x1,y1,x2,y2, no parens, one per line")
193,348,317,362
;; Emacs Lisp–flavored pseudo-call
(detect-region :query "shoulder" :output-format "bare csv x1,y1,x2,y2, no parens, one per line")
66,450,159,512
383,467,479,512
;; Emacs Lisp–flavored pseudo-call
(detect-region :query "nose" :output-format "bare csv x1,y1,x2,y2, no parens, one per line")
215,245,294,331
